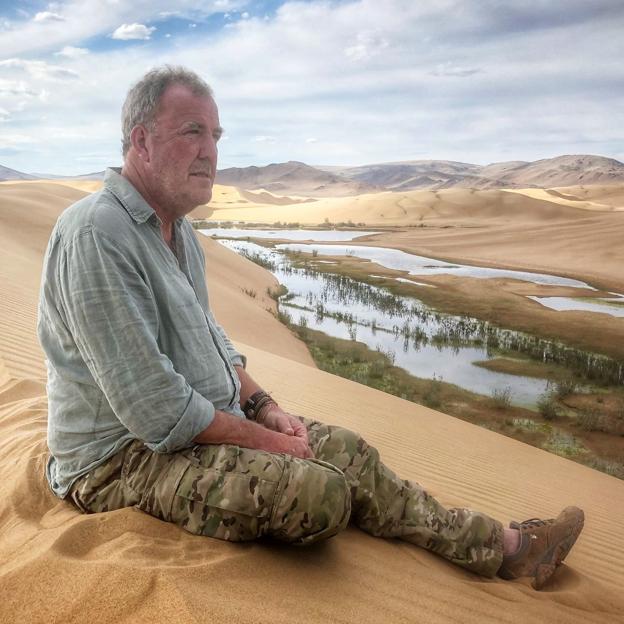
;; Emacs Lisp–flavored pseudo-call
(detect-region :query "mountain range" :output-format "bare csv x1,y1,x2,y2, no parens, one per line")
3,154,624,196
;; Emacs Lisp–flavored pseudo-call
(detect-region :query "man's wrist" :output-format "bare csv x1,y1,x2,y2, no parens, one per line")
243,390,277,423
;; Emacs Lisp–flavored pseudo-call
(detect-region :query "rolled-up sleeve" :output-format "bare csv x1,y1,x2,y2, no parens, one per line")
59,226,214,453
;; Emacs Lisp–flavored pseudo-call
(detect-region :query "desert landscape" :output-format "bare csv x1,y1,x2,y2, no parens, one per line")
1,154,624,623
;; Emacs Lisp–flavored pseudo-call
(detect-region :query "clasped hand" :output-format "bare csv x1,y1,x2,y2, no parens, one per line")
261,405,314,459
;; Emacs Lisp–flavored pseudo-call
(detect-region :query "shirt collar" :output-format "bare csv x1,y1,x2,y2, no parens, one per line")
104,167,160,225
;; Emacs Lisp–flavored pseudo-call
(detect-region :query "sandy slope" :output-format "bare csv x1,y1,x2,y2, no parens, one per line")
0,180,312,377
1,180,624,623
1,348,624,624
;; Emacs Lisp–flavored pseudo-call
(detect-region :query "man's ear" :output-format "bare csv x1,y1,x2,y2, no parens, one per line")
129,124,151,163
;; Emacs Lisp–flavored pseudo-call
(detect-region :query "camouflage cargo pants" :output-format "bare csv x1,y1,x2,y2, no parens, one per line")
69,417,504,578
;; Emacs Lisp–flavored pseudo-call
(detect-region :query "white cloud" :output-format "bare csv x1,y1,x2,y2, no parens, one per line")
111,23,156,40
430,62,481,77
0,59,79,81
0,79,38,97
1,0,251,57
33,11,65,23
305,137,318,143
0,107,10,121
344,31,389,62
252,135,277,143
1,133,38,146
241,11,250,19
55,46,90,58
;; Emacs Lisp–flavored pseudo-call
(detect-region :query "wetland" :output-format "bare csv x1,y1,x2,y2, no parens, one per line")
200,227,624,479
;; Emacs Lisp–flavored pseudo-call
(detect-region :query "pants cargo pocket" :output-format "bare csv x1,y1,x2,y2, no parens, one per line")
170,462,281,541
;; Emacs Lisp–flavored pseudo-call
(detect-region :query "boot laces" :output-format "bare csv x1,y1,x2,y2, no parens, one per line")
519,518,551,530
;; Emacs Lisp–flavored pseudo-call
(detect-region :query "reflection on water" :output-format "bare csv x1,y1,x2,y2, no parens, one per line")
529,296,624,318
275,243,594,289
216,239,623,406
200,228,381,241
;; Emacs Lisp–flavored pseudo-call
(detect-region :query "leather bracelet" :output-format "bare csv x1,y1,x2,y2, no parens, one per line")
255,397,277,425
243,390,277,421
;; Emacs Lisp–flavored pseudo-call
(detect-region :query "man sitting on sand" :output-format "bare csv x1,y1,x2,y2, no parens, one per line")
38,65,583,590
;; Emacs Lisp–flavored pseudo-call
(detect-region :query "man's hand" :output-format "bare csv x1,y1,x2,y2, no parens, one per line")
194,409,314,460
261,405,312,455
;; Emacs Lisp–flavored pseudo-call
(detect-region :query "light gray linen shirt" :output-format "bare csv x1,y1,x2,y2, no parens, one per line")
38,168,246,498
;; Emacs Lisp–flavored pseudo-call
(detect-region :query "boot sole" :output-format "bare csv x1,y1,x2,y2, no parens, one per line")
532,509,584,590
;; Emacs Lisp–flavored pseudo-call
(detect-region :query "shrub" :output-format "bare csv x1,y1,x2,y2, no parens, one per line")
423,374,443,409
578,409,603,432
369,358,387,380
554,379,578,398
537,393,559,420
277,309,292,325
491,386,513,409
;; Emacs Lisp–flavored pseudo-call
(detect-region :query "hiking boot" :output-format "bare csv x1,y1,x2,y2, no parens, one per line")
497,506,584,590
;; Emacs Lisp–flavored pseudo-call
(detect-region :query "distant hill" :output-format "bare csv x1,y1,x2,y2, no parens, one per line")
482,155,624,187
0,168,107,182
0,165,38,181
216,160,379,197
327,155,624,191
3,155,624,194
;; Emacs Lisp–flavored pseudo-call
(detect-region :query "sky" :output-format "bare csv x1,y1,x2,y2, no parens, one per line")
0,0,623,175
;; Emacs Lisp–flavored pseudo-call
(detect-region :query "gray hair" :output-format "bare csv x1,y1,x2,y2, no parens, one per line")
121,65,213,156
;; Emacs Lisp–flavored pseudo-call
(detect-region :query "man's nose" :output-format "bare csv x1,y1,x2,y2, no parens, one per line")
199,133,218,162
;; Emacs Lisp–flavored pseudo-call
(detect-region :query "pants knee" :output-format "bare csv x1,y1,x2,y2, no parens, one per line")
270,457,351,545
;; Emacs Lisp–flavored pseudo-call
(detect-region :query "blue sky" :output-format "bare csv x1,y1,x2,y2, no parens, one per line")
0,0,623,175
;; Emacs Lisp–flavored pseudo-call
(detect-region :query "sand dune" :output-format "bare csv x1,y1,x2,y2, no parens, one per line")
2,180,624,623
199,183,624,292
199,185,617,226
503,188,624,212
1,346,624,623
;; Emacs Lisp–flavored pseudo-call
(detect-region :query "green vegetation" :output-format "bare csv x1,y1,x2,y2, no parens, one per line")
491,386,513,409
543,431,586,458
273,315,624,481
537,392,560,420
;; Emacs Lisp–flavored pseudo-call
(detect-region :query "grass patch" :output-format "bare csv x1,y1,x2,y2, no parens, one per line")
473,357,583,385
542,432,586,457
581,457,624,479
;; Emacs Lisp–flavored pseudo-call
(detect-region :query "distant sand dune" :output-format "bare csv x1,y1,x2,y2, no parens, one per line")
202,186,618,226
504,187,624,212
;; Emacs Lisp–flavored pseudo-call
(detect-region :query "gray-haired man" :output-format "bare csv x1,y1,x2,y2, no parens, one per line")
38,65,583,590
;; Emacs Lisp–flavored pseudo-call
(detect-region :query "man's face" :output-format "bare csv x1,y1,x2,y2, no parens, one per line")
145,84,222,214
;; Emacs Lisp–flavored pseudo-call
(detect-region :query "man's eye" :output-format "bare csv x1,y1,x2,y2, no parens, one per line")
186,129,200,134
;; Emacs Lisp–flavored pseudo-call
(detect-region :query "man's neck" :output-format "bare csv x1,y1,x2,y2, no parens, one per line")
120,160,176,230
